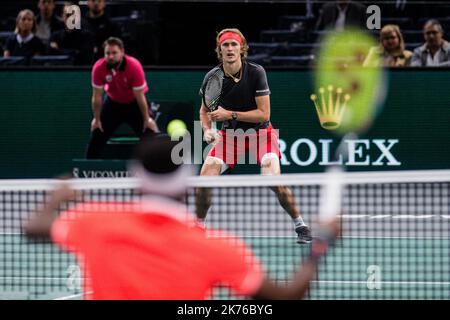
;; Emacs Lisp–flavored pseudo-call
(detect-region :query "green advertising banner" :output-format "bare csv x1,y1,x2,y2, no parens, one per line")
0,69,448,178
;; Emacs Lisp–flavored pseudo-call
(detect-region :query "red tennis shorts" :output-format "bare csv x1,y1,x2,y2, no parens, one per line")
207,124,281,171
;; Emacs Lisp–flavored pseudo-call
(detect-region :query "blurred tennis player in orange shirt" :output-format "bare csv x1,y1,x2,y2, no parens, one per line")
25,135,339,299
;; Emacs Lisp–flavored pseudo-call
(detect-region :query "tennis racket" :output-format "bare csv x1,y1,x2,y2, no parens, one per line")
202,68,225,131
314,28,386,225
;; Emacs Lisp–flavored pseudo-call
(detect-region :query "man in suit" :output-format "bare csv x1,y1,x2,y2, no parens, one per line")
316,0,367,31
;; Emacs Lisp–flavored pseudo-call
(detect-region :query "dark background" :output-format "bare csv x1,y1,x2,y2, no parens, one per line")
1,0,449,65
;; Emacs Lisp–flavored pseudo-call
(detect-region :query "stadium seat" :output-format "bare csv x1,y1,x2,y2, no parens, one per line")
0,56,26,66
277,15,315,30
285,43,320,56
269,55,314,67
110,16,139,52
401,30,424,43
381,17,412,29
106,123,140,158
135,21,160,65
0,31,13,56
0,17,16,32
247,53,271,65
405,42,422,51
308,30,330,42
418,17,450,29
260,29,303,43
30,55,74,66
248,42,283,55
0,31,14,44
110,16,138,39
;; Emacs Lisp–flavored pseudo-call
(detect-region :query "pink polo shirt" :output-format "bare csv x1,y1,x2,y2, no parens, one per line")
91,54,148,104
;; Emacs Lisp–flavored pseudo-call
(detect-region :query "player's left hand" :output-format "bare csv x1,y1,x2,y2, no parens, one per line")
143,118,159,133
209,106,232,122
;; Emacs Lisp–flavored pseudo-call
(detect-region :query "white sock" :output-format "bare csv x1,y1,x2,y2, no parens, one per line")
293,216,306,228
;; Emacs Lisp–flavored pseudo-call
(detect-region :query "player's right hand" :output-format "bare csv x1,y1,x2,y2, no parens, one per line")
91,118,104,132
204,128,219,144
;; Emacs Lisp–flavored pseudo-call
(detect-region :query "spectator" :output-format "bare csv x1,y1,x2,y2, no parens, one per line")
316,0,367,31
411,19,450,67
85,0,122,60
3,9,45,63
49,4,95,65
35,0,65,46
363,25,412,67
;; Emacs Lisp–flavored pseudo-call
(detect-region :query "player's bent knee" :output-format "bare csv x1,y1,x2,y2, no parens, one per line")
260,153,280,175
201,164,221,176
201,157,225,176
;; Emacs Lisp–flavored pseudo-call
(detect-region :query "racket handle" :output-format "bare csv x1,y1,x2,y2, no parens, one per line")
211,121,217,131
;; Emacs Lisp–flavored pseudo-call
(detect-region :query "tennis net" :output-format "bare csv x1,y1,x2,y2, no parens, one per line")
0,170,449,299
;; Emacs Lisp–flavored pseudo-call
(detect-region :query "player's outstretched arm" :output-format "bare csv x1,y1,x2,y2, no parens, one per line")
24,182,77,238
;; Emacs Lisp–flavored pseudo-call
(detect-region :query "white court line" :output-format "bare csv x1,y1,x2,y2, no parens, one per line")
0,277,72,281
53,293,84,300
442,215,450,219
392,215,435,219
3,275,449,286
53,291,92,300
339,215,369,219
276,280,450,286
330,235,450,240
2,233,449,240
341,234,450,239
369,215,391,219
209,234,450,239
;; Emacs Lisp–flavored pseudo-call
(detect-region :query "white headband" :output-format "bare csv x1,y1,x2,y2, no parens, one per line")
129,162,193,197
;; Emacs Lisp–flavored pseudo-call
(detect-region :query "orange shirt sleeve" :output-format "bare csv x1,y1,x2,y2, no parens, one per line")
208,232,264,296
50,202,109,251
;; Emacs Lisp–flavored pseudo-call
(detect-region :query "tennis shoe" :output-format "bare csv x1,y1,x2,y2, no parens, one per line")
295,225,312,244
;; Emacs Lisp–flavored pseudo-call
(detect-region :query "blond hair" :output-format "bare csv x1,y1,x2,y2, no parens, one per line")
380,24,405,54
364,24,412,67
15,9,36,34
215,28,249,62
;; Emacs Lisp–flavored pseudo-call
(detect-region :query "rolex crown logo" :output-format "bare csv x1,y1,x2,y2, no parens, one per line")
310,85,351,130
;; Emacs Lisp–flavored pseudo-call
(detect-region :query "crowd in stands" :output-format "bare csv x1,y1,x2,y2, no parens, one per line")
248,0,450,67
1,0,122,66
1,0,450,67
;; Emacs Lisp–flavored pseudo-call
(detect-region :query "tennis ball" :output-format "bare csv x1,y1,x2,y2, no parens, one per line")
167,119,187,139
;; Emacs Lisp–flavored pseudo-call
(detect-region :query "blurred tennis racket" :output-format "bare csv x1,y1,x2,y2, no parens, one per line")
202,68,225,131
313,28,386,224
